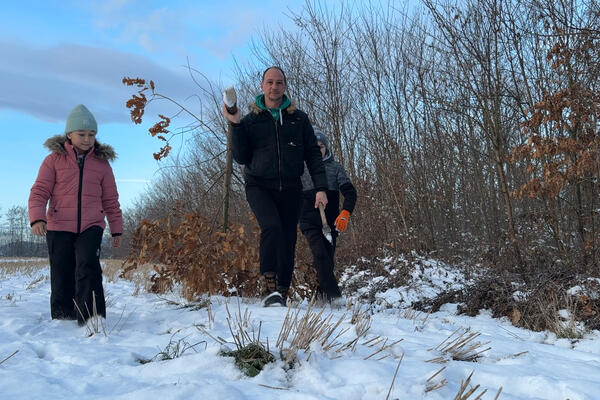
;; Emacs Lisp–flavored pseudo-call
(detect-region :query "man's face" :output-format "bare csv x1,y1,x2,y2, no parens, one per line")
260,68,286,105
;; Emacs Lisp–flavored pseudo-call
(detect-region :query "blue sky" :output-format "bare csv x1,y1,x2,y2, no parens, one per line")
0,0,304,217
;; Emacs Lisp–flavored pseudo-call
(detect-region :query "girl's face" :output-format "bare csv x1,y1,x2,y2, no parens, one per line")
67,130,96,154
318,141,326,157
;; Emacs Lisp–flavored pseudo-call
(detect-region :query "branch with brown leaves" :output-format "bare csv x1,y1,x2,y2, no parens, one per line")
123,77,172,160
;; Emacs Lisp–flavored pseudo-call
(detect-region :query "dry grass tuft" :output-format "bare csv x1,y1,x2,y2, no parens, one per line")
224,298,264,350
276,301,349,362
451,371,502,400
74,291,106,337
207,298,275,377
538,293,585,339
427,328,490,363
351,302,371,342
402,307,432,331
138,330,206,364
425,366,448,393
362,337,404,361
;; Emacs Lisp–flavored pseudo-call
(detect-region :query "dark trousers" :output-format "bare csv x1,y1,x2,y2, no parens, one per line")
46,226,105,323
301,228,341,299
245,184,301,290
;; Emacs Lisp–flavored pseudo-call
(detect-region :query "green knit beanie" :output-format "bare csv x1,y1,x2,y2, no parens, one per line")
65,104,97,134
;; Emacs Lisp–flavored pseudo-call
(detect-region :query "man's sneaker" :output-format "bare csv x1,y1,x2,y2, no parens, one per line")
262,291,285,307
261,273,285,307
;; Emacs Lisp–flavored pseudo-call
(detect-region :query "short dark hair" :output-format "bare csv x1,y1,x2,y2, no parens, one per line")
261,66,287,84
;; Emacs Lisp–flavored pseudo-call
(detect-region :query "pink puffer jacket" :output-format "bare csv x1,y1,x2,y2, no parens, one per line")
29,135,123,235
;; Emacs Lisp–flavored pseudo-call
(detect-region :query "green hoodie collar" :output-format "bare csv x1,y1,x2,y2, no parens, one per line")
255,94,291,121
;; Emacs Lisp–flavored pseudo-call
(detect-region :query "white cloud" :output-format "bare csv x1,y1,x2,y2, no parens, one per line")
0,40,199,124
0,1,305,124
86,1,300,60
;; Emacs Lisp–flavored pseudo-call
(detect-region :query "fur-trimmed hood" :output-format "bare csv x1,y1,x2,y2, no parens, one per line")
249,99,297,115
44,134,117,161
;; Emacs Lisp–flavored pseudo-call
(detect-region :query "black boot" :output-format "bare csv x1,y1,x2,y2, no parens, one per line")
261,273,284,307
277,286,289,307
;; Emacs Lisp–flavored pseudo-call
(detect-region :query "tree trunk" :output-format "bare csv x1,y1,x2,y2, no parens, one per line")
222,124,233,233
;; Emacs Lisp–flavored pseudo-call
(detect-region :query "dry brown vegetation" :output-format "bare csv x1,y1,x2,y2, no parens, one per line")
122,209,262,300
0,258,48,276
0,257,129,281
412,270,600,337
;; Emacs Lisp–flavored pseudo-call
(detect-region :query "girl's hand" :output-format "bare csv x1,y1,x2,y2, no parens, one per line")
31,221,47,236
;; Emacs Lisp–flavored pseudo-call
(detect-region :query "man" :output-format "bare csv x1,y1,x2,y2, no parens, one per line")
222,66,328,306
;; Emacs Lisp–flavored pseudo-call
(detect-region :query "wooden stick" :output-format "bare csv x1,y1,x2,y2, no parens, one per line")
425,379,447,392
427,366,446,382
258,383,289,391
0,350,19,365
385,353,404,400
493,386,503,400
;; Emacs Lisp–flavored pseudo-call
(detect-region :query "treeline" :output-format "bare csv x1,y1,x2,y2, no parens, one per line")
0,205,127,258
126,0,600,280
0,206,46,257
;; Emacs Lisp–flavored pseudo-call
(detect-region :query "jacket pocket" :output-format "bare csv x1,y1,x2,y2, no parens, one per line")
281,143,304,178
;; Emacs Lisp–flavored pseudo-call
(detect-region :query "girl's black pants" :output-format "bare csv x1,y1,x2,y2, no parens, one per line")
46,225,105,324
301,228,342,300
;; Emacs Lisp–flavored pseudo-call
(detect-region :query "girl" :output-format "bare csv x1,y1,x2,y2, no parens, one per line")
299,129,357,304
29,104,123,325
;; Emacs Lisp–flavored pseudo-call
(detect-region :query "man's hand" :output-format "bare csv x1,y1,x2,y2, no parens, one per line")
31,221,47,236
222,103,241,124
112,235,122,248
334,210,351,232
314,191,328,208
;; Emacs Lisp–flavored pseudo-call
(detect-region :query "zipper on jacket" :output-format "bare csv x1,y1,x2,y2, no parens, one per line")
76,153,85,233
274,118,283,191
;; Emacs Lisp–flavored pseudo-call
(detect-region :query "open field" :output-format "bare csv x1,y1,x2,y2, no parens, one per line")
0,257,124,278
0,257,157,295
0,258,49,277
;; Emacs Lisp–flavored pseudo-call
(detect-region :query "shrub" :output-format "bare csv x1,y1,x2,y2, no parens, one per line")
122,209,260,300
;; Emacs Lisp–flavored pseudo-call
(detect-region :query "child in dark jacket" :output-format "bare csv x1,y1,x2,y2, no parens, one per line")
29,104,123,325
299,129,357,303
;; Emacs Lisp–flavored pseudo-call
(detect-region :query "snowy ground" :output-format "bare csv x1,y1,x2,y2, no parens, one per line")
2,259,600,399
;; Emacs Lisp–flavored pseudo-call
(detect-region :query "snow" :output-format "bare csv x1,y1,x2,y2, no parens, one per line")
2,260,600,399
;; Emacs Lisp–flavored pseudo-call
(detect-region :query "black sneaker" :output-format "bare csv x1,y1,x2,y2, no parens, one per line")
277,286,289,307
262,291,285,307
261,273,284,307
